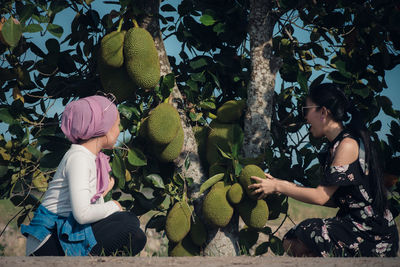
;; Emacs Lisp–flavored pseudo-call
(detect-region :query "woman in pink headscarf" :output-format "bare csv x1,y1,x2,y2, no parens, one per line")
21,94,146,256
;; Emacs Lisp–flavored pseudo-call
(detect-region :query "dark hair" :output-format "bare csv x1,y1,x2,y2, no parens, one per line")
309,83,387,216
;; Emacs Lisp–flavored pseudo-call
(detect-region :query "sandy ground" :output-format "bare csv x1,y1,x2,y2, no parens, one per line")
1,256,400,267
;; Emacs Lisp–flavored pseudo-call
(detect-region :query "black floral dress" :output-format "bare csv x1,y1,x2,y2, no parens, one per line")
284,130,399,257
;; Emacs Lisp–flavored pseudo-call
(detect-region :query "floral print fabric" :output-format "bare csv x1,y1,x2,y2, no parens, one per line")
284,130,399,257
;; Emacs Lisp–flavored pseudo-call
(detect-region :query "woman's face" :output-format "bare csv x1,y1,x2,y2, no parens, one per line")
104,113,120,149
304,98,324,138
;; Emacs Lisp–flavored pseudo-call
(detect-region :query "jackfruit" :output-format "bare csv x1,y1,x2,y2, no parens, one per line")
206,122,242,164
211,180,231,192
97,54,136,102
148,103,181,145
169,235,200,256
227,183,244,204
189,216,207,246
239,164,266,200
100,31,126,68
124,27,160,89
165,201,192,243
237,198,269,229
216,99,246,123
202,186,233,228
156,125,184,162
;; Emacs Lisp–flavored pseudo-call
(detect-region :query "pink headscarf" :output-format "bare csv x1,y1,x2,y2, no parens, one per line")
61,95,118,203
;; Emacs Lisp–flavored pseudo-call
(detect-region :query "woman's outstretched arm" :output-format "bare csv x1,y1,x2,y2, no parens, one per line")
249,137,359,206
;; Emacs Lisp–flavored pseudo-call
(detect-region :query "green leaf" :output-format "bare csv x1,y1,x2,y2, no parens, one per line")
127,148,147,167
297,72,308,91
189,111,203,121
2,17,22,47
200,14,216,26
45,38,60,53
0,165,8,177
112,152,126,189
118,104,140,121
213,22,225,34
312,43,328,60
0,108,15,124
191,71,206,82
199,173,225,194
190,58,208,70
269,236,284,255
19,4,35,23
24,24,43,33
184,155,190,170
199,100,216,110
327,71,350,85
217,145,232,159
27,145,41,160
47,23,63,38
145,174,165,189
333,60,352,78
161,4,176,12
255,242,269,256
309,74,325,90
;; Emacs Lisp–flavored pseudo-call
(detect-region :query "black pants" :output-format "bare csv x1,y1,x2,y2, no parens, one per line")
31,211,146,256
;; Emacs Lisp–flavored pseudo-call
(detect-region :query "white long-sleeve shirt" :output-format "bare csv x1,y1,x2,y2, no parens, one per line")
25,144,120,255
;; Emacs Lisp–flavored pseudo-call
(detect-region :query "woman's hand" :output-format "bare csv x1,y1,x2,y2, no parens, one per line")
113,200,123,211
248,173,278,199
102,176,115,197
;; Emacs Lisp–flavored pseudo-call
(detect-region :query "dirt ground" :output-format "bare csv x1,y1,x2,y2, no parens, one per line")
1,256,400,267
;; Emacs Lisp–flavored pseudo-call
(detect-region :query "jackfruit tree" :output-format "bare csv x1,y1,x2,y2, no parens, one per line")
0,0,400,257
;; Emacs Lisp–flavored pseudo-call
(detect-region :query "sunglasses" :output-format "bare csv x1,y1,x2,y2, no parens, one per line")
96,91,117,112
301,105,320,118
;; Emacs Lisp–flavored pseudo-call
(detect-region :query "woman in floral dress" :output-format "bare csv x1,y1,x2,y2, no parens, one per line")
249,83,398,257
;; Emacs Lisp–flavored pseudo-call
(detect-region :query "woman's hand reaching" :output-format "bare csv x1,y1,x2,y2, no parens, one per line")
248,173,278,199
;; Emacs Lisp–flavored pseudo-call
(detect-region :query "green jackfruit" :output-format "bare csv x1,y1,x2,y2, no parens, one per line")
227,183,244,204
206,122,242,164
124,27,160,89
169,236,200,256
97,55,136,102
202,187,233,228
100,31,126,68
216,99,246,123
239,164,266,200
189,216,207,246
156,125,184,162
148,103,181,145
165,201,192,243
237,198,269,229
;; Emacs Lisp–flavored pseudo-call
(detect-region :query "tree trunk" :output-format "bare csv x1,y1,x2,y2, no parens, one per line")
243,0,282,159
138,0,238,256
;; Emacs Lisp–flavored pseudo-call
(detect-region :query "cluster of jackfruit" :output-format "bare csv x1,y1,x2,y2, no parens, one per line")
196,99,271,230
97,24,160,102
140,103,184,162
165,201,207,256
202,165,269,230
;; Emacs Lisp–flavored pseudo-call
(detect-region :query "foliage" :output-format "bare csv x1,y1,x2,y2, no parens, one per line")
0,0,399,256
